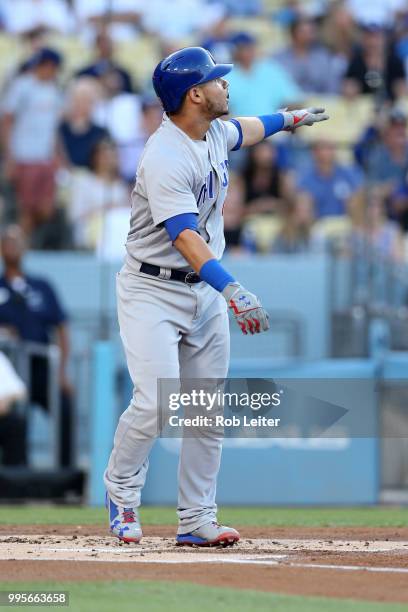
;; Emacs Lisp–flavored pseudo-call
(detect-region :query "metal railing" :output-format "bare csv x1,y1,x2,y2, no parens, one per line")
329,244,408,356
0,337,61,467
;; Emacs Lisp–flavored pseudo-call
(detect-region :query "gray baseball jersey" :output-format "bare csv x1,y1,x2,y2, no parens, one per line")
125,113,240,270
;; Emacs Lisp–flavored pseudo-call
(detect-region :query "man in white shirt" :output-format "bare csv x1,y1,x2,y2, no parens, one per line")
2,47,63,234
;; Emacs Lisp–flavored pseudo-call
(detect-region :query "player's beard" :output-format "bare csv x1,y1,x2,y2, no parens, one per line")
204,97,229,120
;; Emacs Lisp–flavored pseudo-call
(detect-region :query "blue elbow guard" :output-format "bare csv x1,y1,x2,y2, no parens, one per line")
229,119,243,151
164,213,198,242
259,113,284,138
199,258,235,292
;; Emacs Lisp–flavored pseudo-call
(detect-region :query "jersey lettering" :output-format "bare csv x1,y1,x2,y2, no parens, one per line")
197,170,215,206
219,161,228,188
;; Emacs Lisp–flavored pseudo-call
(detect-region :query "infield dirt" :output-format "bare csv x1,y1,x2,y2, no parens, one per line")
1,525,408,604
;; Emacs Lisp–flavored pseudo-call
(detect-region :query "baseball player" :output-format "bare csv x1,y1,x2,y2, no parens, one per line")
104,47,328,546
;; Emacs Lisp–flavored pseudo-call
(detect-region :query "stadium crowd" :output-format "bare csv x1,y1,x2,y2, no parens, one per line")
0,0,408,261
1,0,408,473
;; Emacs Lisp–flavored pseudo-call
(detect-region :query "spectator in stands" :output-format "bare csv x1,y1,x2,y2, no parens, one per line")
223,172,245,251
0,350,27,466
343,24,406,101
352,185,405,261
242,140,293,215
67,138,130,250
76,30,134,94
90,37,142,177
1,48,63,236
274,16,344,94
271,192,326,254
0,0,74,35
59,77,108,169
226,32,302,116
73,0,142,42
117,94,163,184
297,139,363,218
364,108,408,196
322,0,357,66
0,225,73,467
353,105,385,170
0,27,49,90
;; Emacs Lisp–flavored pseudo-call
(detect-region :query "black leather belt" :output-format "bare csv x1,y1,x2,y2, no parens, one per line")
140,262,201,284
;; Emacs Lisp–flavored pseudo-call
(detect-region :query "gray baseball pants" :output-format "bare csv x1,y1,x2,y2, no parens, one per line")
104,263,229,534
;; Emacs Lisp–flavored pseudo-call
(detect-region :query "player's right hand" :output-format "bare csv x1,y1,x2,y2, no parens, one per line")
282,107,329,130
222,282,270,335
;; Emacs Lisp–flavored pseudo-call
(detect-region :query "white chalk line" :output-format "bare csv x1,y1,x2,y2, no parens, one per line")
9,554,408,574
42,546,178,554
4,554,288,565
289,562,408,574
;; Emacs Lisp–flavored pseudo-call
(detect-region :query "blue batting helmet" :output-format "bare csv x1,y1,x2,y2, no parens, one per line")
152,47,233,113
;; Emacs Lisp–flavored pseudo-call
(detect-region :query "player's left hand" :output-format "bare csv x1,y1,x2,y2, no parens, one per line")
282,107,329,130
222,282,270,335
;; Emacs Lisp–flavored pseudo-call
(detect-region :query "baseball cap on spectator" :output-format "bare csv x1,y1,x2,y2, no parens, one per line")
229,31,257,47
27,47,62,69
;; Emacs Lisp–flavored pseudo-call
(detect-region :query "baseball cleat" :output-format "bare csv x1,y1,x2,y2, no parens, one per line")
106,493,142,543
176,521,240,547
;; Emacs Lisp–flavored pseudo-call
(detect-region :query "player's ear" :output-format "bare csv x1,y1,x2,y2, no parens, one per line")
188,86,203,106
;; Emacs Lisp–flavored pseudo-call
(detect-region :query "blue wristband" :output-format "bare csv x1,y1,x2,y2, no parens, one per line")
199,258,235,292
258,113,284,138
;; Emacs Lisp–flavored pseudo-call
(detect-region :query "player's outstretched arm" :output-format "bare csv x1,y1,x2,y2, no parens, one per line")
232,107,329,148
172,227,269,335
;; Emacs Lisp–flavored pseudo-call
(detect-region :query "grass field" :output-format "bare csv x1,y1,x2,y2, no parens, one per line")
0,504,407,527
1,505,407,612
2,581,407,612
